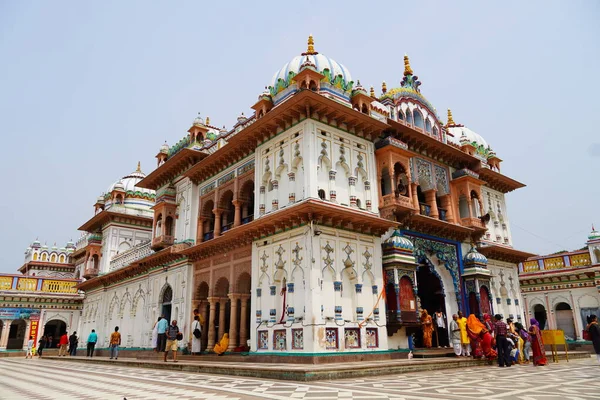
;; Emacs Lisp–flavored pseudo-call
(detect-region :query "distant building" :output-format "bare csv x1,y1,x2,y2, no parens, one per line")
518,227,600,340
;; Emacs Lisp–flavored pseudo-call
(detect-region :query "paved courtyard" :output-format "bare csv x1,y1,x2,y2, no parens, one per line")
0,356,598,400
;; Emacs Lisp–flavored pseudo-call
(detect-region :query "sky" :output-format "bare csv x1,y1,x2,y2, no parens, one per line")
0,1,598,273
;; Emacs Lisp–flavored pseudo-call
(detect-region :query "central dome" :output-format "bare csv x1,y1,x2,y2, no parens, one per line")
268,36,353,97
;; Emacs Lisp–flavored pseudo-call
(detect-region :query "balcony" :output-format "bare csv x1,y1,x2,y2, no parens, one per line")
151,234,174,250
461,217,485,230
83,267,99,279
221,222,234,233
381,194,415,215
109,241,153,272
241,215,254,225
203,231,214,241
0,275,81,295
419,203,431,216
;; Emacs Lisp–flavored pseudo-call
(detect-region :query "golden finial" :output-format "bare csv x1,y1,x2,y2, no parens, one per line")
206,116,210,126
303,34,318,55
382,81,387,94
403,54,413,76
370,86,375,97
136,161,141,172
447,109,455,126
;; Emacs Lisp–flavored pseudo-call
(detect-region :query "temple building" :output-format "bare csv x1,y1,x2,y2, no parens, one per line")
4,36,535,354
518,227,600,340
0,240,82,351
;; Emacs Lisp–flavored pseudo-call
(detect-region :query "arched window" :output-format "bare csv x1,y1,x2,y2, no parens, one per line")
318,189,326,200
425,119,432,133
41,253,47,262
380,167,391,196
165,216,174,236
406,110,413,125
433,126,439,139
413,110,424,129
33,253,38,261
309,80,317,91
59,255,65,263
398,109,404,121
50,254,56,263
393,163,408,197
356,199,362,209
458,196,470,219
470,190,481,218
161,285,173,322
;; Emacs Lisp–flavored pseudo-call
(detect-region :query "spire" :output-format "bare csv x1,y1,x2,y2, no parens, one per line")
136,161,141,173
381,81,387,94
206,116,210,126
303,34,318,56
403,54,413,76
447,109,455,126
370,86,375,97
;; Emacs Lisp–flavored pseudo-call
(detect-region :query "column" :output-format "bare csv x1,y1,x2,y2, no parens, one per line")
0,320,13,349
348,176,357,207
207,297,217,350
569,290,581,340
213,209,222,237
217,298,227,343
440,194,455,223
197,217,205,243
228,293,240,351
424,189,439,219
22,320,32,350
239,294,250,347
232,201,242,228
411,183,419,210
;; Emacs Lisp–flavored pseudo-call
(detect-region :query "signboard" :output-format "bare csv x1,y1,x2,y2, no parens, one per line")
0,308,41,320
541,329,568,362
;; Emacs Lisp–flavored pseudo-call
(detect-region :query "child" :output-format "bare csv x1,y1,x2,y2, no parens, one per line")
26,336,34,359
508,338,519,365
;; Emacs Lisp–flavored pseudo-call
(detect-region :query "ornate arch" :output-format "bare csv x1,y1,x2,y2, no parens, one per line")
131,286,146,317
45,314,68,324
119,290,132,318
108,292,120,320
551,295,572,310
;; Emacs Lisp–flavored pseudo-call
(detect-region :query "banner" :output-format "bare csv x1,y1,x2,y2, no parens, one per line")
0,308,41,320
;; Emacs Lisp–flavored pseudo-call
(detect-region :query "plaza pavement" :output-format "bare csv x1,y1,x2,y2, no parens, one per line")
0,356,598,399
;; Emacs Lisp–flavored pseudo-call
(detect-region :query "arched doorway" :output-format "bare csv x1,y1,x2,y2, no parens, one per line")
480,286,492,315
555,302,576,339
533,304,547,330
43,319,66,348
7,320,27,350
469,292,480,317
416,264,446,347
161,285,173,323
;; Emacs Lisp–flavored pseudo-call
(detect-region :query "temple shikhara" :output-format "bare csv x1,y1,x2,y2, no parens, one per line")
5,36,572,354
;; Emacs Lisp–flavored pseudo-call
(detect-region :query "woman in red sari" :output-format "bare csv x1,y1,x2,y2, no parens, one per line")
466,314,497,359
529,318,547,366
421,310,433,348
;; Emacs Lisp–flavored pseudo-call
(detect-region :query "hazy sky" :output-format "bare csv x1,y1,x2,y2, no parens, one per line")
0,1,598,273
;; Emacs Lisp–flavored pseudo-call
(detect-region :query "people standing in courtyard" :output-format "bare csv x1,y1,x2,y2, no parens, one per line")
37,335,46,358
466,314,496,360
151,316,161,352
450,314,462,357
69,331,78,356
213,333,229,356
164,320,180,362
157,315,168,353
515,322,531,363
191,315,202,355
585,315,600,364
25,336,34,359
457,311,470,356
87,329,98,357
528,318,547,366
434,310,448,347
58,332,69,356
110,326,121,360
493,314,510,367
420,310,433,348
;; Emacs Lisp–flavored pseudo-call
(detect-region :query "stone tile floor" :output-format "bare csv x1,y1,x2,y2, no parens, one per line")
0,356,598,400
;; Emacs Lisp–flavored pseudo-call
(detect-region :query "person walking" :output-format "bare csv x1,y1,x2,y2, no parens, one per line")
529,318,547,366
151,316,161,352
450,314,462,357
420,310,433,348
69,331,78,356
191,315,202,355
585,314,600,364
156,315,168,353
58,332,69,356
37,335,46,358
164,320,180,362
457,311,470,356
110,326,121,360
493,314,511,367
25,336,34,359
87,329,98,357
515,322,531,363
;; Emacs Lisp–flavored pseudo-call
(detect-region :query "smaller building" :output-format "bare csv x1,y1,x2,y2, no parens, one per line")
0,240,83,351
518,227,600,340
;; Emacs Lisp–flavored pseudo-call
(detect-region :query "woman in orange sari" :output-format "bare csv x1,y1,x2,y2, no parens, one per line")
529,318,547,366
466,314,497,359
421,310,433,348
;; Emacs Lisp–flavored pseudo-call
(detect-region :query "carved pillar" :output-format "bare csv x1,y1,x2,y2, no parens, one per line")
329,170,336,202
232,201,242,228
424,189,439,219
197,217,205,243
411,183,419,210
207,297,217,350
213,209,222,237
271,180,279,211
348,176,357,207
239,294,250,347
217,297,227,342
0,320,13,349
227,293,240,350
440,194,455,223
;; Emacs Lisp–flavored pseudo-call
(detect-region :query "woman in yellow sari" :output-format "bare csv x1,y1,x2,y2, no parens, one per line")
214,333,229,356
421,310,433,348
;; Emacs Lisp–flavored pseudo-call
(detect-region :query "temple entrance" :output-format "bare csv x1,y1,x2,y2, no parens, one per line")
161,285,173,323
43,319,66,348
480,286,492,315
7,320,27,350
555,302,576,339
469,292,480,317
533,304,547,330
416,264,447,348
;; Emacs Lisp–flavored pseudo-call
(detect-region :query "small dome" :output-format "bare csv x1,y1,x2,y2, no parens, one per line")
464,247,488,266
96,195,105,204
383,230,414,252
448,126,489,149
193,113,205,127
31,239,41,248
352,80,368,96
160,141,169,154
113,180,125,191
51,243,58,250
589,226,600,241
237,113,247,124
66,239,75,249
41,243,48,249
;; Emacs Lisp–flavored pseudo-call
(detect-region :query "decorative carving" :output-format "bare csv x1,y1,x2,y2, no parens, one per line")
274,245,286,269
322,241,335,278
